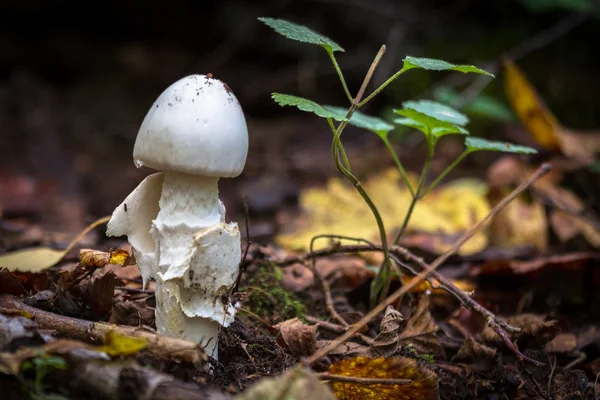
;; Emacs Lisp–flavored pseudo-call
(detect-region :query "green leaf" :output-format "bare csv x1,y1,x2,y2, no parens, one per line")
272,93,345,121
433,87,515,122
394,108,467,139
258,17,344,53
403,56,494,77
402,100,468,126
323,106,394,138
465,137,538,154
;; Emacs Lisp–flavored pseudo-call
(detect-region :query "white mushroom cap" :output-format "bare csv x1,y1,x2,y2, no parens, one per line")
133,75,249,177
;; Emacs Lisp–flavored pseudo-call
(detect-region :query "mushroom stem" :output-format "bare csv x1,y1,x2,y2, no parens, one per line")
152,171,223,274
151,171,240,361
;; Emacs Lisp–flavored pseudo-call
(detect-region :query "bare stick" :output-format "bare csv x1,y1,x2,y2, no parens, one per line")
232,195,252,295
354,45,386,105
317,372,412,386
304,163,552,366
0,295,207,365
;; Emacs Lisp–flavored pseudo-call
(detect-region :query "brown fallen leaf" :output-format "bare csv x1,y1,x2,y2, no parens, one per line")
273,317,317,357
474,251,599,277
397,295,444,357
315,340,371,357
481,313,559,349
371,305,404,357
327,356,439,400
544,333,578,353
108,300,155,327
280,263,314,293
88,271,122,319
452,336,496,373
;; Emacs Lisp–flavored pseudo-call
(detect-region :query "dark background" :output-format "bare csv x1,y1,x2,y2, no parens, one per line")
1,0,598,238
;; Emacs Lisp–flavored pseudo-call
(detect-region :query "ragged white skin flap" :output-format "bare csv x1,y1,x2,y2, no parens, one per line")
155,275,220,358
161,222,241,326
150,171,223,276
106,172,163,288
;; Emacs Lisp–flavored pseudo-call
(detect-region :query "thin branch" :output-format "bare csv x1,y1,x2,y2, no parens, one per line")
0,295,207,365
317,372,412,386
355,45,386,105
303,163,552,367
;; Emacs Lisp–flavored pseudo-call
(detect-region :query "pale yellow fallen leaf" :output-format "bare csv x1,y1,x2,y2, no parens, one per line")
0,216,110,272
489,191,548,252
277,169,490,255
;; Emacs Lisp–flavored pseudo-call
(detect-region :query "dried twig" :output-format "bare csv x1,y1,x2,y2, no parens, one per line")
0,294,207,365
305,315,374,345
304,163,552,366
317,372,412,386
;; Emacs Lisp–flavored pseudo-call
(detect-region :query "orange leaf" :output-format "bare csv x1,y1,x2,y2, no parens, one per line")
503,58,562,151
328,356,438,400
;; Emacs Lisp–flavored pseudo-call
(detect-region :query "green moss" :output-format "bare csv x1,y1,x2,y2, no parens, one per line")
240,263,305,322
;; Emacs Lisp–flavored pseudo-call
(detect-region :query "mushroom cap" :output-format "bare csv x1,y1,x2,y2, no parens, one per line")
133,75,249,177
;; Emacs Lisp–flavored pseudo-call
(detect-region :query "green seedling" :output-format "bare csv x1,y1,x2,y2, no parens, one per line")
259,17,537,307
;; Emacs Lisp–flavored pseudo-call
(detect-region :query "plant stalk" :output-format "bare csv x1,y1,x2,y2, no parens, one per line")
327,50,354,103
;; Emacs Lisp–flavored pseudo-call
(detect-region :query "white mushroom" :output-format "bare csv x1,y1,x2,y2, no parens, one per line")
107,74,248,359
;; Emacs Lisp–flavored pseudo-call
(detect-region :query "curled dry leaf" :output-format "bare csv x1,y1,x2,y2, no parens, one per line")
371,305,404,357
273,317,317,357
397,295,444,357
81,270,123,319
328,356,439,400
280,263,314,292
452,336,496,373
481,313,559,349
315,340,371,357
79,248,136,269
235,365,336,400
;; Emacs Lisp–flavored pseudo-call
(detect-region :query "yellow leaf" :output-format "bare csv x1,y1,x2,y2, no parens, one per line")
95,330,148,356
489,191,548,252
503,58,562,151
79,248,134,268
277,169,490,255
0,216,110,273
327,356,438,400
0,248,67,274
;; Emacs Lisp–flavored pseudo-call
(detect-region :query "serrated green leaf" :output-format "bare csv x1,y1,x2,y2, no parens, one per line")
272,93,345,121
465,137,537,154
402,100,469,126
403,56,494,77
324,106,394,138
394,108,467,139
433,87,515,122
258,17,344,52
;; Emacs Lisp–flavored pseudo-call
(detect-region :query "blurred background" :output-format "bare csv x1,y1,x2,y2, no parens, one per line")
0,0,598,242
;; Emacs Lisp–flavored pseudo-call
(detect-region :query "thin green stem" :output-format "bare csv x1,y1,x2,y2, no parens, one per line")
393,135,435,245
328,118,351,170
420,150,470,198
358,66,409,107
327,50,353,104
382,137,414,197
326,45,395,306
